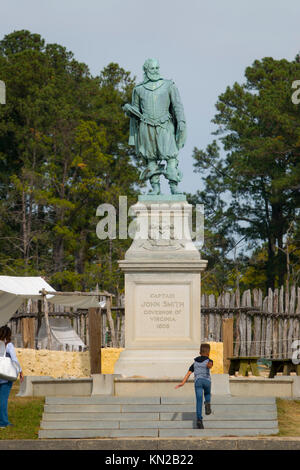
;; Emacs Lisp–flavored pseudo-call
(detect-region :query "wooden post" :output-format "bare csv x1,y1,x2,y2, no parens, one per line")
204,312,209,342
260,296,268,357
116,312,121,348
278,286,284,358
245,289,252,356
234,311,240,357
102,310,107,347
273,288,279,359
88,307,102,374
283,285,288,358
86,314,89,347
253,313,261,357
21,317,35,349
41,289,52,350
252,288,261,357
294,287,300,354
209,294,216,341
223,318,233,373
80,314,85,343
216,294,223,341
288,285,296,358
201,313,205,342
106,296,117,347
239,291,247,356
265,288,273,358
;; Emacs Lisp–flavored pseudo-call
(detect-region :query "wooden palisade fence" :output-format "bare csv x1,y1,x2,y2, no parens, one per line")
7,284,300,360
201,285,300,359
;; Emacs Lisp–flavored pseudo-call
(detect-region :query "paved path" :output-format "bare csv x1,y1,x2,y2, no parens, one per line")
0,437,299,450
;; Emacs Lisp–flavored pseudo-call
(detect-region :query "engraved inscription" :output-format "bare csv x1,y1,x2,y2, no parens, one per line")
135,284,190,338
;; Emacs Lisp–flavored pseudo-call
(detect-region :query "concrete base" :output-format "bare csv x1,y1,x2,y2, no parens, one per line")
114,374,230,397
91,374,121,395
17,376,92,397
17,376,53,397
230,377,294,397
269,375,300,398
17,374,299,398
114,349,200,379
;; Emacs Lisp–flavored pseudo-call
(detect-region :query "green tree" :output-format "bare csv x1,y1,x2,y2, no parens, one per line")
193,57,300,290
0,30,141,294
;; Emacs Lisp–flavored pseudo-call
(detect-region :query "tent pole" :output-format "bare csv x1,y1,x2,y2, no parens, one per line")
41,288,52,350
106,295,116,347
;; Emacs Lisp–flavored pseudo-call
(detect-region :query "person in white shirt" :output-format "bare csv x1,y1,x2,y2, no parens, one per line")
0,326,24,428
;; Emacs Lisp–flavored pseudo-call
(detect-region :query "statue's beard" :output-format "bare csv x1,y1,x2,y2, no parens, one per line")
146,70,161,82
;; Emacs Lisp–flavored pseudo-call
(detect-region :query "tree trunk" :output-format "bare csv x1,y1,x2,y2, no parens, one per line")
53,236,64,273
266,236,276,290
75,231,86,274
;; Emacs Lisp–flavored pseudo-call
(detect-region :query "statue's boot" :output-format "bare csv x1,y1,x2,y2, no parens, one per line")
148,182,161,195
169,182,182,195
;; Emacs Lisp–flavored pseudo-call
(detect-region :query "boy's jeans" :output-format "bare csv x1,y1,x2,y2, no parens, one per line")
194,377,211,420
0,381,13,427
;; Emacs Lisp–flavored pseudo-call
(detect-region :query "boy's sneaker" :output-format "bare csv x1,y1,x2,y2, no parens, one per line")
205,402,212,415
197,419,204,429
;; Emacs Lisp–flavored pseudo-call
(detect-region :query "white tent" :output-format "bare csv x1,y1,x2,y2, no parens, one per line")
0,276,54,326
37,317,86,351
0,276,106,326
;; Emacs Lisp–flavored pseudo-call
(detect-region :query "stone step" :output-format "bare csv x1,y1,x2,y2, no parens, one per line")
44,403,276,414
40,419,278,430
42,410,277,421
161,396,276,405
40,420,192,430
160,412,278,420
41,420,119,429
45,396,160,405
44,404,121,413
42,412,160,421
158,428,279,438
120,420,278,429
45,396,276,405
118,404,275,413
38,429,159,439
38,394,279,440
38,427,279,439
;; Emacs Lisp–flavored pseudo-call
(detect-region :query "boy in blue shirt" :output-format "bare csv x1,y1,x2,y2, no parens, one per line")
175,343,213,429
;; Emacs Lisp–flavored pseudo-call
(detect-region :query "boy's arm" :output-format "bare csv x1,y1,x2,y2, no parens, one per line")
207,359,213,369
175,370,192,388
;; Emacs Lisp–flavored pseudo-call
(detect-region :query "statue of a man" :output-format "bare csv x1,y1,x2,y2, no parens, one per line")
123,59,186,195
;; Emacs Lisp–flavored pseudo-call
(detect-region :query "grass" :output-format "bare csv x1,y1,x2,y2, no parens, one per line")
0,381,44,440
276,398,300,436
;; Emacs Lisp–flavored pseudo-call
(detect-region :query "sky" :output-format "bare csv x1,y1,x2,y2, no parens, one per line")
1,0,299,197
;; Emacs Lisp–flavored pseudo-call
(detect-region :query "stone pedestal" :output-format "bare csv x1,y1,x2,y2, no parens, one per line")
114,196,207,378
